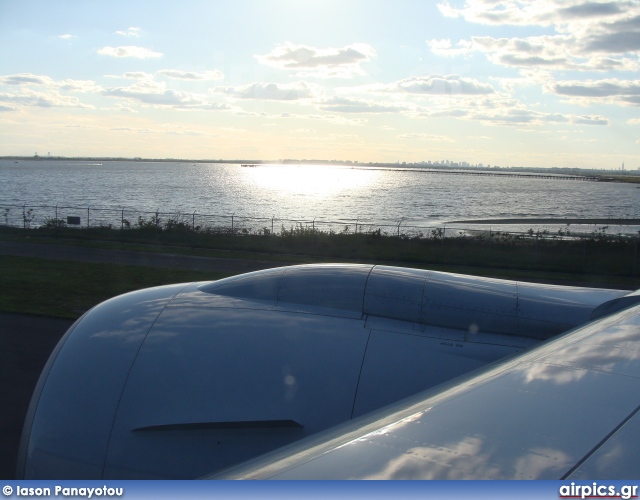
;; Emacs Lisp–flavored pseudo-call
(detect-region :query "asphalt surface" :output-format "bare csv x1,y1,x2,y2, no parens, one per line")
0,240,292,479
1,313,73,479
0,240,292,274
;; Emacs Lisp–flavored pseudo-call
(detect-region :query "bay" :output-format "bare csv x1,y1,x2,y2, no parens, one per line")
1,160,638,236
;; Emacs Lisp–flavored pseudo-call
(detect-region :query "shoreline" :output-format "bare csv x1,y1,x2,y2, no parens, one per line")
448,218,640,225
3,156,639,183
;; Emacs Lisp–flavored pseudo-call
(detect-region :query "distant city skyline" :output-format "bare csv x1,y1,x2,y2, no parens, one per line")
1,0,639,170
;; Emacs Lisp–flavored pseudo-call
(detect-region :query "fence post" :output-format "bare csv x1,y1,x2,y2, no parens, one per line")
634,236,638,275
22,204,26,229
55,204,58,222
272,215,274,236
192,211,196,231
231,213,235,234
87,206,90,228
121,208,125,230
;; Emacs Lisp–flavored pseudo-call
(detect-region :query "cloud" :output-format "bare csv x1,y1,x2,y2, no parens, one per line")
407,94,610,128
370,75,495,96
432,35,639,72
317,96,408,113
0,73,51,86
580,14,640,53
111,126,151,133
437,0,632,27
571,114,610,125
102,104,138,113
307,114,368,126
628,118,640,125
164,129,208,136
98,46,163,58
105,72,154,80
101,81,230,110
57,34,76,40
548,79,640,97
398,133,454,142
255,42,376,78
0,73,101,93
57,79,102,93
158,69,224,81
0,89,94,109
0,104,20,112
472,35,576,68
214,81,320,100
116,27,142,37
432,1,640,72
465,108,609,127
545,79,640,106
427,39,473,57
0,73,101,109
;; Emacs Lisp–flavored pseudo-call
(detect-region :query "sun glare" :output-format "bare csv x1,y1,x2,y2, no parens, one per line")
240,164,380,198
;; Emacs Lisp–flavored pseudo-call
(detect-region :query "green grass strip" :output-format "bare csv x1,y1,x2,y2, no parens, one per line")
0,256,229,319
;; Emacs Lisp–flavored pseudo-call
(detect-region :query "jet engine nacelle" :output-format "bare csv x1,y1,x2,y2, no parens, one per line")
17,264,625,479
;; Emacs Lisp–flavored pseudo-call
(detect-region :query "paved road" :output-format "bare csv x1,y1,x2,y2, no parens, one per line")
0,313,73,479
0,240,293,274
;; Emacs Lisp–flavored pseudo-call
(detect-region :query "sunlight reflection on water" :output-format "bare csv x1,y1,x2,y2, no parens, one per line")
239,164,381,198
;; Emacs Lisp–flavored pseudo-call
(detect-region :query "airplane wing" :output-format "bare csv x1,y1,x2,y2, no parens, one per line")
215,294,640,479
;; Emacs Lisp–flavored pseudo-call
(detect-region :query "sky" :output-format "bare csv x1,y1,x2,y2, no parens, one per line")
0,0,639,169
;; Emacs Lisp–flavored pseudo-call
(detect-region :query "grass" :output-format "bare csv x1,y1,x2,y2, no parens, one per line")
5,223,638,277
0,256,229,319
1,224,639,319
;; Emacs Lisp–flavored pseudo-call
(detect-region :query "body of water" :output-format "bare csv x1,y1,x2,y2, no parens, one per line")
1,159,639,236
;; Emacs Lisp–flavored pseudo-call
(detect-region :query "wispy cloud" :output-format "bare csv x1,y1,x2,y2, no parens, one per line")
214,81,320,100
317,96,408,113
102,80,230,110
0,89,94,109
398,133,454,142
0,73,101,93
1,73,51,86
0,104,21,112
98,46,163,58
427,39,473,57
158,69,224,81
307,114,368,126
255,42,376,78
367,75,495,96
102,104,138,113
57,34,76,40
115,27,142,37
106,72,155,80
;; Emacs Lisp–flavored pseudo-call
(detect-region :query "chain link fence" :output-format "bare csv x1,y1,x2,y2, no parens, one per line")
2,203,639,242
